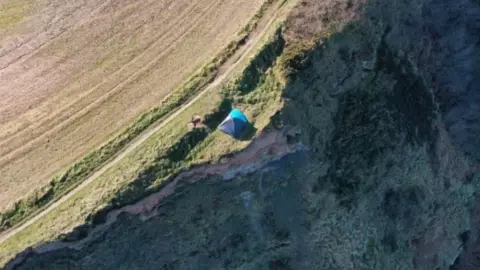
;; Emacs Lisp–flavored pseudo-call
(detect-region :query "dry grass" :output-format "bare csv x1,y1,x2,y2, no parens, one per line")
0,0,266,211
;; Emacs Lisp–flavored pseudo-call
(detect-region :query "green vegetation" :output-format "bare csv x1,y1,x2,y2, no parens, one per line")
0,0,31,29
5,0,479,268
0,0,278,234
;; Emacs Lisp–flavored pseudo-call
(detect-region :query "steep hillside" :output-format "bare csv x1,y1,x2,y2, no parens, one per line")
5,0,480,269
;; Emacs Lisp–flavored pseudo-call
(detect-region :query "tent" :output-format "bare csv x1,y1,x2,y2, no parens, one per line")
218,108,249,138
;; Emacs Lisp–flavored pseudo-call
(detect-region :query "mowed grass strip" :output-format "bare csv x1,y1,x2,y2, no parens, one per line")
0,0,277,234
0,19,289,267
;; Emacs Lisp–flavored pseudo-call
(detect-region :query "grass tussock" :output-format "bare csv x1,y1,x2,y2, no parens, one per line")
0,0,278,234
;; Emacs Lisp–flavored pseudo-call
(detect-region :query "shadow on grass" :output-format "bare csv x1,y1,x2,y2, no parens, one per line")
166,129,210,163
235,122,258,141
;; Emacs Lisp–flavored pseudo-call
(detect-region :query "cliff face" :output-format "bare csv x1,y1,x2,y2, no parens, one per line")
9,0,480,269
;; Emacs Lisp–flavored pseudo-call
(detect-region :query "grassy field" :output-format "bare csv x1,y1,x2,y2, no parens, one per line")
0,0,267,213
0,1,295,266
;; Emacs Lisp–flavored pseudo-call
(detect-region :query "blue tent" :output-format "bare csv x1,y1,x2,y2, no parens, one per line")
218,109,248,138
